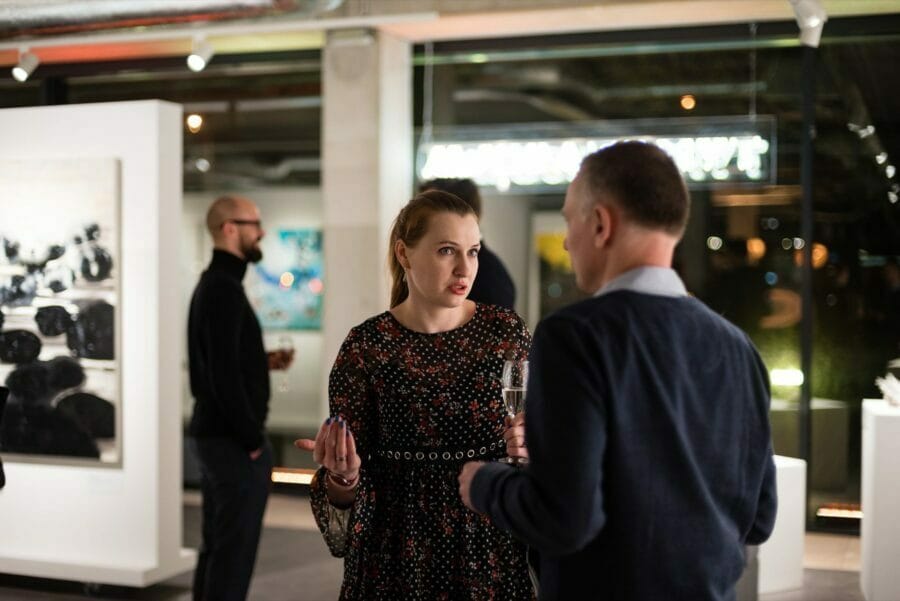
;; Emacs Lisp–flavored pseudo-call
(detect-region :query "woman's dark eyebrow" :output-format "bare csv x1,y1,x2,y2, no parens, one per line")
434,240,481,247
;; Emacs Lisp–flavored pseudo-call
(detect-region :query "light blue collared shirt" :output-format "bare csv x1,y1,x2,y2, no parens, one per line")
594,266,688,298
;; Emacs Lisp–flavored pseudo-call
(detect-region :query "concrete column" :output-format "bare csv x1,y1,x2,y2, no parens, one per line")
320,28,412,418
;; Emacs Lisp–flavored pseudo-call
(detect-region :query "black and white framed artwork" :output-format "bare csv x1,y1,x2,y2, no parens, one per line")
0,158,120,465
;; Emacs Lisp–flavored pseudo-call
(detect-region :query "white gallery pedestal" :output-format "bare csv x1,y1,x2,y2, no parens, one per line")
0,101,195,586
861,399,900,601
758,455,806,595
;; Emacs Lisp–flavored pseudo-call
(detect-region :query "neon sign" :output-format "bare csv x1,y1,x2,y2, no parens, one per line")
417,118,775,192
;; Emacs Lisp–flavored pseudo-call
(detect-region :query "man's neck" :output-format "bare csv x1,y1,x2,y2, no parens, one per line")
213,243,244,261
596,229,677,290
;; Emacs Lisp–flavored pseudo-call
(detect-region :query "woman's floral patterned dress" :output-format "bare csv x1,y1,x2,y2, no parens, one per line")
309,304,533,600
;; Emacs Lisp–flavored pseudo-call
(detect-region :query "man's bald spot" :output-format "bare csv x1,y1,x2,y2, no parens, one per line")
206,195,252,237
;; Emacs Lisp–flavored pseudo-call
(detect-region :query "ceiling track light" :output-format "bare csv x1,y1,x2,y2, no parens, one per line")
788,0,827,48
11,49,39,82
187,37,215,72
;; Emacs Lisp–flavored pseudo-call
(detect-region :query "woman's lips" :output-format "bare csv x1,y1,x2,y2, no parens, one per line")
449,282,468,295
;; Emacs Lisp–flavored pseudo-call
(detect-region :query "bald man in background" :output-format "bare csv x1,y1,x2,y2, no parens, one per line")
188,195,293,601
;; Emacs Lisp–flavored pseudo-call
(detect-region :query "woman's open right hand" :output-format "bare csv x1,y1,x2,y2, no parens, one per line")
294,416,361,481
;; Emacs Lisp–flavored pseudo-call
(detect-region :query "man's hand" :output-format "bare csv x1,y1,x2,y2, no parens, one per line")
249,447,263,460
267,349,295,371
458,461,486,512
504,412,528,461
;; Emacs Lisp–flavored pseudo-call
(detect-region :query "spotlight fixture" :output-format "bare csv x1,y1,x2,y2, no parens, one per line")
186,113,203,133
11,49,39,82
187,37,215,72
789,0,827,48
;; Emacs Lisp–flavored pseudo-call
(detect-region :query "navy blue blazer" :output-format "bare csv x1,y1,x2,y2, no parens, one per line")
471,274,777,601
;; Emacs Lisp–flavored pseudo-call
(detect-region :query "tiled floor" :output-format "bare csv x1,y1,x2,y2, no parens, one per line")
0,492,865,600
0,492,342,601
803,532,860,572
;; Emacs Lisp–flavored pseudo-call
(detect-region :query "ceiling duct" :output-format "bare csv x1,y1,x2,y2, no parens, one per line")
0,0,344,41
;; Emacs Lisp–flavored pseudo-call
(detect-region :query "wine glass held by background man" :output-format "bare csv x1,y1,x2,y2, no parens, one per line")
459,142,777,601
187,195,294,601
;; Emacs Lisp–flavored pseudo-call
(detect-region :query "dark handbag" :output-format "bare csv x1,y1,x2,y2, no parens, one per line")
0,386,8,489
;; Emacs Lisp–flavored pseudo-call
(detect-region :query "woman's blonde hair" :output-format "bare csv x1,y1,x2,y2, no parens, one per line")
388,190,476,308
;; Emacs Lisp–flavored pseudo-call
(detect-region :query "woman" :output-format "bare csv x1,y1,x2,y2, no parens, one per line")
296,190,532,599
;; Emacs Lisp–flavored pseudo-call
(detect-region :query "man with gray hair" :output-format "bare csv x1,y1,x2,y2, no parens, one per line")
188,195,293,601
459,142,777,600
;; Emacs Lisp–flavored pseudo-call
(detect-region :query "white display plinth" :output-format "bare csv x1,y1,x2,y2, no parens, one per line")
861,399,900,601
0,101,195,586
770,398,848,489
758,455,806,595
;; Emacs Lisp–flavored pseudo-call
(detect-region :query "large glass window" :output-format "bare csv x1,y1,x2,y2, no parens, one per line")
416,16,900,529
808,31,900,527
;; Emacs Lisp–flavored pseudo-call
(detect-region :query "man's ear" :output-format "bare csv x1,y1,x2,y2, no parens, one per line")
592,203,615,248
395,239,411,270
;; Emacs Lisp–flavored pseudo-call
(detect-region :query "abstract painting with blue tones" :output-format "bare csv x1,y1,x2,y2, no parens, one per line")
246,228,323,330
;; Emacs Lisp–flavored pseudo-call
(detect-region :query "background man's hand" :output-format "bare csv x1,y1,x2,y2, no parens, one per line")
267,349,295,371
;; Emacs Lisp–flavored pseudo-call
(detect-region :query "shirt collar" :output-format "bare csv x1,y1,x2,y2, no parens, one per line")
594,266,688,298
209,248,248,281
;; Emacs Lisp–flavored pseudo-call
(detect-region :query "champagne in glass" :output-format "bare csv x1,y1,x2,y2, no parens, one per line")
503,387,526,416
500,358,528,465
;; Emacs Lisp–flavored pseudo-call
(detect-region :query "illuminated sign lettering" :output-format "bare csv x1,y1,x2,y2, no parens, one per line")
417,118,775,192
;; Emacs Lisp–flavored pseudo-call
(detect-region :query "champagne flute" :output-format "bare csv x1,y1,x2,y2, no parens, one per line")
500,358,528,465
277,335,295,393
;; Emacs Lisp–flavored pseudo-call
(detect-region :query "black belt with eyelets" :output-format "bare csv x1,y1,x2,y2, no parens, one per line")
376,439,506,463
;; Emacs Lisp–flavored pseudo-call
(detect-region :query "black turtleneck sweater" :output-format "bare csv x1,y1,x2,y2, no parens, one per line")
188,250,269,451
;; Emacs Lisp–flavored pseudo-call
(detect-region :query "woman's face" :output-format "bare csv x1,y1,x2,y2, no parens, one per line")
398,212,481,309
